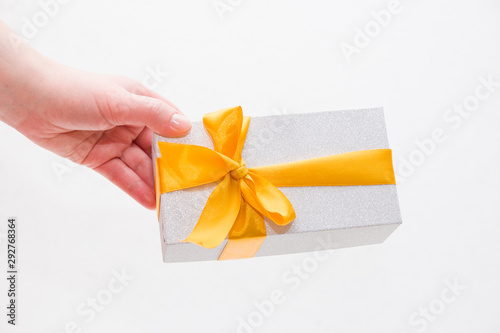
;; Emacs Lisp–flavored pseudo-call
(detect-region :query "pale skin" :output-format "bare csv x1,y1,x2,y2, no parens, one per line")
0,21,191,209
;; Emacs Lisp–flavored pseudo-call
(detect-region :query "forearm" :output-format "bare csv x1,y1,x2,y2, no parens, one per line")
0,21,53,129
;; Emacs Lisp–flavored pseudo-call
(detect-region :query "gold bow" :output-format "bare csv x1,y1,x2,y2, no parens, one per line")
155,106,396,260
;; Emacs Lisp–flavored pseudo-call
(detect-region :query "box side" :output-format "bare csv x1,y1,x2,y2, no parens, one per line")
155,108,402,262
162,222,401,262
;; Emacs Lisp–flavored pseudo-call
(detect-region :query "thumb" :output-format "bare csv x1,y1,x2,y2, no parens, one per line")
113,93,191,136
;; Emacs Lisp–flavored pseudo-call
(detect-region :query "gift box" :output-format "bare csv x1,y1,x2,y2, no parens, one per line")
153,106,402,262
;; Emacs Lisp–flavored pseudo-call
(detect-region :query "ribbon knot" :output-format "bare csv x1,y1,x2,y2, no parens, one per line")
230,161,249,180
155,106,396,260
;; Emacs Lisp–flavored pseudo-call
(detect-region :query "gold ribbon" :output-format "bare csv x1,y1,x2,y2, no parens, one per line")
155,106,396,260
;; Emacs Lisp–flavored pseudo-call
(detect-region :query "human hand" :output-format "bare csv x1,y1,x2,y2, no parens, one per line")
0,24,191,209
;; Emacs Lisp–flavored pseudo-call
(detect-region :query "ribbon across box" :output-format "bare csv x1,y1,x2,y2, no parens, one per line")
153,107,402,262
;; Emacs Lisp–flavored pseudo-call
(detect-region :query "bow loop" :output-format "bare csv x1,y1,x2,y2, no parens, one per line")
240,172,296,226
203,106,250,161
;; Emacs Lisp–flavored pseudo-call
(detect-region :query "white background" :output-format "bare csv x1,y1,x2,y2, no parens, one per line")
1,0,499,332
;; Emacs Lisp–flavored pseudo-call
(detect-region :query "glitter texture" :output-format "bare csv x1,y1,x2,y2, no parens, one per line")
153,107,402,262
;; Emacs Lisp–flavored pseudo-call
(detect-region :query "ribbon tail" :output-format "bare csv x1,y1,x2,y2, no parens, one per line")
218,200,267,261
182,174,241,249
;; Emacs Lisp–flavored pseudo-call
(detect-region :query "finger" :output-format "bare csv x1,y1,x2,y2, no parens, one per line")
135,87,181,113
79,126,142,169
134,127,153,158
120,142,154,189
93,157,155,210
113,93,191,137
118,78,182,113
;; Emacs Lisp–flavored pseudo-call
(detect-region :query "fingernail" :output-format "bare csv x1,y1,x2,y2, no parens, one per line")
170,113,191,132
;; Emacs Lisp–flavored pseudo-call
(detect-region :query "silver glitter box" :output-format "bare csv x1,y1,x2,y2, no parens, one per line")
153,107,402,262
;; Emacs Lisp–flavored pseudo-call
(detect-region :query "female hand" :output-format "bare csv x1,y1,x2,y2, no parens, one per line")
0,22,191,209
